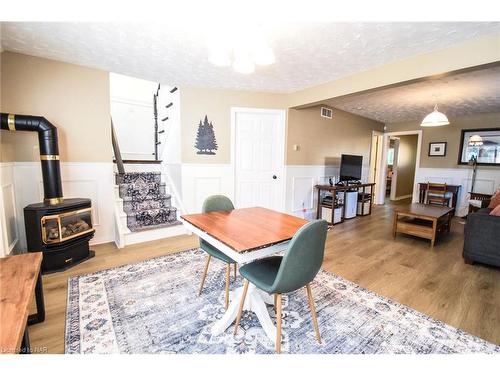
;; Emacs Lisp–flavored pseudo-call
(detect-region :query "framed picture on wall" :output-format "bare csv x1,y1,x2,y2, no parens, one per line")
458,128,500,165
428,142,447,157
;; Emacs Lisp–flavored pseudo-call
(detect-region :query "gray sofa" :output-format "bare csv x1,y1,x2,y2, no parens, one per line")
463,208,500,267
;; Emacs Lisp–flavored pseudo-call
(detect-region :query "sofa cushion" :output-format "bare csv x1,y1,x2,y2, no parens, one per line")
490,205,500,216
463,208,500,267
488,189,500,208
476,208,492,215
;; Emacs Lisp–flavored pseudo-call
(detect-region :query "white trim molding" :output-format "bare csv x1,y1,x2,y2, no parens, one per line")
415,167,500,217
0,162,115,251
181,163,234,214
0,163,19,256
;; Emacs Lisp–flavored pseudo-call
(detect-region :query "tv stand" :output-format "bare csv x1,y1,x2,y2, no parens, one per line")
315,182,375,225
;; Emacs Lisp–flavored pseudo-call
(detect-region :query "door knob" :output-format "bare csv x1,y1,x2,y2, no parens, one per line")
272,175,277,179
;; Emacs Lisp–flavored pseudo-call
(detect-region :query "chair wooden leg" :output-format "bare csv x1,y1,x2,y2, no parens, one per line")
234,280,249,335
198,254,211,296
225,263,231,310
274,294,277,312
306,284,321,344
276,294,282,354
233,263,237,281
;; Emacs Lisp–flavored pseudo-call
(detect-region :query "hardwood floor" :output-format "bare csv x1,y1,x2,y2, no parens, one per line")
27,201,500,353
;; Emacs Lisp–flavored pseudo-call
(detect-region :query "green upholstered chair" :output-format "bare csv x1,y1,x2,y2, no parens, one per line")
198,195,237,310
234,219,328,353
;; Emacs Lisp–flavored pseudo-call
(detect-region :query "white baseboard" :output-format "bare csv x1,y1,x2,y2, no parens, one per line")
391,194,413,201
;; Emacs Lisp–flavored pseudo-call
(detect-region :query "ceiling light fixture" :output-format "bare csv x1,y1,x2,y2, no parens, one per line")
208,47,232,67
468,135,483,146
207,26,275,74
420,104,450,127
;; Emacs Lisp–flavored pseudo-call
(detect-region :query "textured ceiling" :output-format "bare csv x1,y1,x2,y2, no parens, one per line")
323,66,500,123
1,22,500,93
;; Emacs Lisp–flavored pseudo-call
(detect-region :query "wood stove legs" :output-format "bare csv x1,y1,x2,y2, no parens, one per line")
28,271,45,325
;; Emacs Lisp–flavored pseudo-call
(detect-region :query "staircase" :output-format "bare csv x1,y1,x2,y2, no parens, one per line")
113,170,188,248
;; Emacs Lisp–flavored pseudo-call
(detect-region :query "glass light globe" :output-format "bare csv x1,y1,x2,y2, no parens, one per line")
421,105,450,127
468,135,483,146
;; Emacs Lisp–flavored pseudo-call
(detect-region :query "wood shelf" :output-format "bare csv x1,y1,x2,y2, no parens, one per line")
315,183,375,225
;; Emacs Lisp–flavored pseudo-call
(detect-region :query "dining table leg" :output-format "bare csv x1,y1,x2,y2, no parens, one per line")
211,283,278,343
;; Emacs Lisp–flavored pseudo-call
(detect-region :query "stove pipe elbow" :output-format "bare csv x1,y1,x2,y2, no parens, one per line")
1,113,64,204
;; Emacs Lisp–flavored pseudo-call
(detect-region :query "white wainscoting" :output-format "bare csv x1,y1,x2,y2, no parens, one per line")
181,164,234,214
414,167,500,217
0,163,19,256
0,162,115,252
285,165,371,219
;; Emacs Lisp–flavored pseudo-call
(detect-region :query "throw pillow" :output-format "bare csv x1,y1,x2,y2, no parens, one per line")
490,204,500,216
488,189,500,209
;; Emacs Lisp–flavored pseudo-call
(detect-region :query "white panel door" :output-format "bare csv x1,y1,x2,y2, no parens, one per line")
233,109,285,211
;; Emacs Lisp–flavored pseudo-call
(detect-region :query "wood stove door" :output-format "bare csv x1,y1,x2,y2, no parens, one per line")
41,208,94,244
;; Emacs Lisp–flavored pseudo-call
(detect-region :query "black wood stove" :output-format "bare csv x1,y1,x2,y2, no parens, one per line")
0,113,95,273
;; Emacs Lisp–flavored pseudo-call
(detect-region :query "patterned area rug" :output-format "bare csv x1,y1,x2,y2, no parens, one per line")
65,249,500,354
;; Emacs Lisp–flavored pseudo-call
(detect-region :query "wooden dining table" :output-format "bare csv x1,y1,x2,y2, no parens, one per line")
180,207,308,342
0,252,45,354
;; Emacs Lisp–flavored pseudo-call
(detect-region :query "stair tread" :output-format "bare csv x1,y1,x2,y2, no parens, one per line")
125,207,177,216
122,194,171,202
117,171,161,174
129,221,182,232
119,181,165,187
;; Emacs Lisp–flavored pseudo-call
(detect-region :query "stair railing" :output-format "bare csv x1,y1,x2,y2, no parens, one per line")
111,117,125,175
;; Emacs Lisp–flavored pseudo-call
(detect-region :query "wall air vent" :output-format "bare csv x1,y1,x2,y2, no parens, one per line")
321,107,333,119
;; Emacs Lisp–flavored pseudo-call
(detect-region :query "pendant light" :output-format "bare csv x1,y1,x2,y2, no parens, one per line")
468,134,483,146
421,104,450,127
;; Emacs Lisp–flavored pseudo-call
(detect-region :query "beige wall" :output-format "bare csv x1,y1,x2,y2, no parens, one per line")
394,134,418,197
180,86,288,164
386,112,500,169
0,52,111,162
286,106,384,166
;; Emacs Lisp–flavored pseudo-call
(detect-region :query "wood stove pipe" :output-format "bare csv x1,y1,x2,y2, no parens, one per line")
0,113,63,205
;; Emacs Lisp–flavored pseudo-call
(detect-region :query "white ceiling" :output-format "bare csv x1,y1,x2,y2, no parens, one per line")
1,22,499,93
324,66,500,123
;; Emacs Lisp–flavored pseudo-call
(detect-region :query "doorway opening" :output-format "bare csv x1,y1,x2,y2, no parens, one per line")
375,130,422,205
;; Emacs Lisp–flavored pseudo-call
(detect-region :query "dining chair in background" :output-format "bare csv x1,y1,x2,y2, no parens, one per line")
426,182,450,207
198,195,237,310
234,219,328,353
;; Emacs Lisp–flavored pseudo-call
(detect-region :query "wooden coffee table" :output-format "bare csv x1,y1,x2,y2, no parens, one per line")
393,203,453,248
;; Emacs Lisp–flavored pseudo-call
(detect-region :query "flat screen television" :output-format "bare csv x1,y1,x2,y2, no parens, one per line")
339,154,363,182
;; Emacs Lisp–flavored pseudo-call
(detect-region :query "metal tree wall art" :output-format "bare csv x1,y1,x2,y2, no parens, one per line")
194,115,218,155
